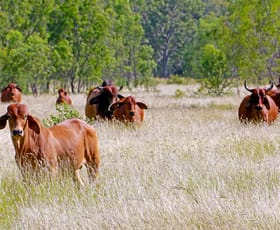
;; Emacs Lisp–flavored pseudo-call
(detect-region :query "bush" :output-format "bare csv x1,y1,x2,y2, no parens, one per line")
174,89,185,98
42,104,82,127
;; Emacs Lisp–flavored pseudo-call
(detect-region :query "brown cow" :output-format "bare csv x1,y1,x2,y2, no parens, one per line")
109,96,148,123
1,83,22,103
238,81,278,124
56,88,72,105
0,103,100,186
85,85,123,120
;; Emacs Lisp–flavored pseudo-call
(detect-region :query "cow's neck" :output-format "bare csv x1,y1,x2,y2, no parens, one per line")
12,127,40,161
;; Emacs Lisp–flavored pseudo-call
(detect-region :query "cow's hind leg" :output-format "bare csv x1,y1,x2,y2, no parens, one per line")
73,169,85,187
86,160,99,184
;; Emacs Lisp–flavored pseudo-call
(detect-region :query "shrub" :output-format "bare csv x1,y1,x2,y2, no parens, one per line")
42,104,82,127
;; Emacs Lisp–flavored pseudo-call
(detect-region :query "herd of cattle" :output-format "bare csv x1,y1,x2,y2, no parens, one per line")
0,81,148,186
1,80,279,186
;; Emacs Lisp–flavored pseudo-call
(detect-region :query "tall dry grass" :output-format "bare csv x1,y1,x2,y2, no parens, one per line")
1,84,280,229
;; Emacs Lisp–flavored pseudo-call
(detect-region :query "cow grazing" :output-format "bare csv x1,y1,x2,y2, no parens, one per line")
85,85,123,120
109,96,148,123
56,88,72,105
238,81,278,124
1,83,22,103
0,103,100,186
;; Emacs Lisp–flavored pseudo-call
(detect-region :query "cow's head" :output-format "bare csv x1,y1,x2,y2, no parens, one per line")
0,104,40,139
5,83,21,93
244,81,273,111
58,88,65,95
110,96,148,122
89,85,124,118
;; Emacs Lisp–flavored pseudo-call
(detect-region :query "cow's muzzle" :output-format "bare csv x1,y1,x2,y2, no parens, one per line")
255,105,262,111
12,129,24,136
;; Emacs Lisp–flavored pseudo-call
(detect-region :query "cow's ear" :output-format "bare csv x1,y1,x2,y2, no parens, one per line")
137,102,148,110
16,86,22,92
263,96,270,110
27,115,41,134
89,95,100,104
117,94,124,99
109,102,121,111
1,87,8,92
0,114,8,129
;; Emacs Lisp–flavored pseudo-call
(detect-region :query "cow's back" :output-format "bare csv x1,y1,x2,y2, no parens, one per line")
266,90,280,109
45,118,99,168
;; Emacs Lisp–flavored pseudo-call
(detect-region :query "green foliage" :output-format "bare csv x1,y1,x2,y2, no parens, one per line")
141,0,203,77
167,75,186,85
174,89,185,98
196,44,232,96
0,0,155,92
42,104,82,127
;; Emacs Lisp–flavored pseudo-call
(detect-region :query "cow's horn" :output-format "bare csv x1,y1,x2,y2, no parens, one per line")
265,82,274,92
97,86,104,92
244,81,253,92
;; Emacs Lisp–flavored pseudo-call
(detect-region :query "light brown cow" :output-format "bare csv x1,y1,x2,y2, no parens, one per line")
0,103,100,186
238,81,278,124
85,85,123,120
56,88,72,105
1,83,22,103
109,96,148,123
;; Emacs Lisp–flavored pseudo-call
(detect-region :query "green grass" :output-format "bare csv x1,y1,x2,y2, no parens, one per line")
1,84,280,229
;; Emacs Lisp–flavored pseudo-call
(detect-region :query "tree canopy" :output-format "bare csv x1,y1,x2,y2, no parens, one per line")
0,0,279,94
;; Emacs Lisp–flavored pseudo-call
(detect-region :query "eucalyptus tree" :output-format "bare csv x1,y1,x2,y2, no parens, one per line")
48,0,113,93
140,0,203,78
225,0,280,82
105,0,155,87
0,0,55,92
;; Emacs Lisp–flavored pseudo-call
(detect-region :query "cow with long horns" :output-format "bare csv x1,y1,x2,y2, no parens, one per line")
238,81,278,124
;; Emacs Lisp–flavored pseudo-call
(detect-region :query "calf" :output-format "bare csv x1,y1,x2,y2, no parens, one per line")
56,88,72,105
109,96,148,123
1,83,22,103
238,81,278,124
0,103,100,185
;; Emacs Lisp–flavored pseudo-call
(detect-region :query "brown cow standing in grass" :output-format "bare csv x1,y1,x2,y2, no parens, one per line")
1,83,22,103
0,103,100,186
109,96,148,124
85,84,123,120
238,81,278,124
56,88,72,105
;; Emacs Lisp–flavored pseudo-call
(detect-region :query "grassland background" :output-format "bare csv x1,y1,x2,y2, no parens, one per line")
1,84,280,229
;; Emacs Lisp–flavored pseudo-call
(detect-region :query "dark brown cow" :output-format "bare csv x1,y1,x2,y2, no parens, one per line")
56,88,72,105
85,85,123,120
109,96,148,123
1,83,22,103
0,103,100,186
238,81,278,124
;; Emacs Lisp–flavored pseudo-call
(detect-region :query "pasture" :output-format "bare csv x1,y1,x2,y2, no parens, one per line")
1,84,280,229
